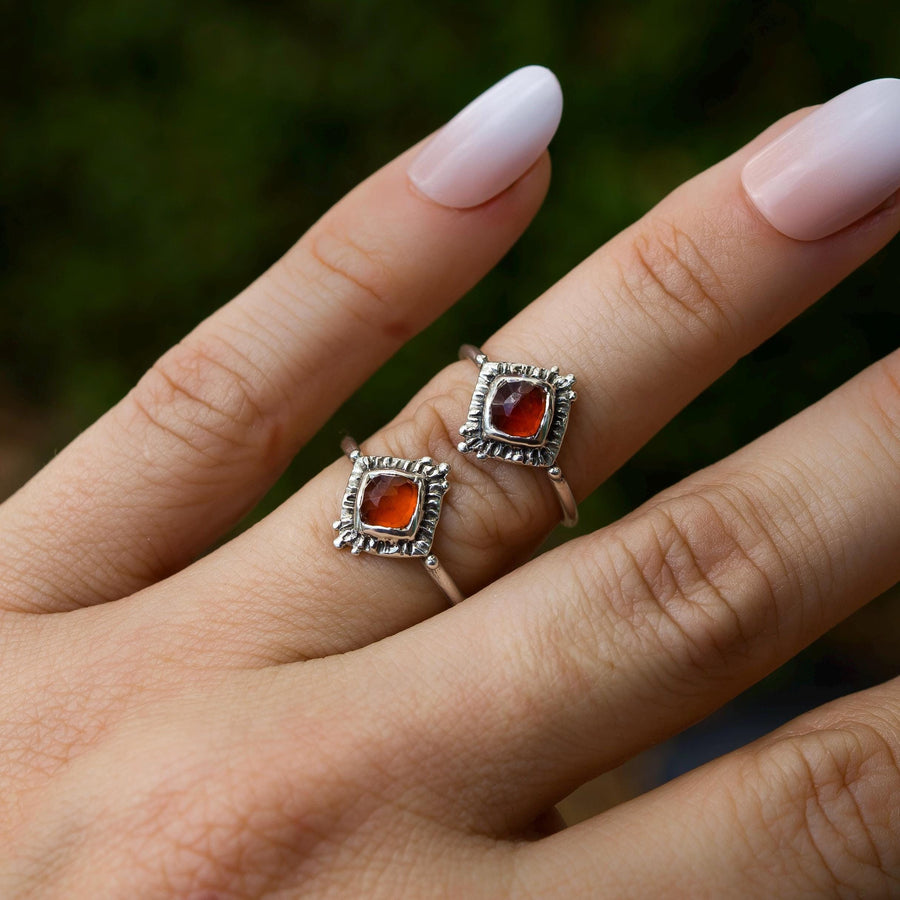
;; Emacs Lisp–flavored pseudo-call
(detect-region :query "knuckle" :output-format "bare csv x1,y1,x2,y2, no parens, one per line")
300,224,409,340
376,372,471,467
754,723,900,892
620,216,737,345
580,486,786,675
124,335,279,465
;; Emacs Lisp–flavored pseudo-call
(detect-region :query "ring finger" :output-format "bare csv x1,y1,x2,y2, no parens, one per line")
127,78,900,664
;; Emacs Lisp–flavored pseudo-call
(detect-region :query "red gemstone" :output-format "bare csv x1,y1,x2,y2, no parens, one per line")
489,379,550,439
359,474,420,530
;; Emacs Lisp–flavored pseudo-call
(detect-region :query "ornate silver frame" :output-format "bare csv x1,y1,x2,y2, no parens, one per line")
458,360,576,467
333,453,450,557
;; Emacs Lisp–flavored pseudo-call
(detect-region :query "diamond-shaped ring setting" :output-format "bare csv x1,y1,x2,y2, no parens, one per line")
458,357,575,466
334,452,449,557
333,438,463,605
458,346,579,527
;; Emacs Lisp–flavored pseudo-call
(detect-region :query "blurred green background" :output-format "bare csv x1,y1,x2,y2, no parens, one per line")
1,0,897,813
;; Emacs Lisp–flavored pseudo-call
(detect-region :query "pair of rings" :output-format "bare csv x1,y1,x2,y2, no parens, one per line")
333,346,578,604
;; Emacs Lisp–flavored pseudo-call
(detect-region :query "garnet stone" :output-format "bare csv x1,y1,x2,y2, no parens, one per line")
488,378,551,441
359,473,420,531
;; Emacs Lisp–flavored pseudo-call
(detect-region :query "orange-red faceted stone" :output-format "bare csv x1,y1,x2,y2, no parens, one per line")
490,379,549,439
359,474,420,530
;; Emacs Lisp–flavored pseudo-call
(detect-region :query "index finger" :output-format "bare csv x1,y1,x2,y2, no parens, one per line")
0,66,561,613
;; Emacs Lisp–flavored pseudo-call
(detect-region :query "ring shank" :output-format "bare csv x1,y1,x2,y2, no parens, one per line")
424,555,464,605
548,466,579,528
341,435,361,458
459,343,488,366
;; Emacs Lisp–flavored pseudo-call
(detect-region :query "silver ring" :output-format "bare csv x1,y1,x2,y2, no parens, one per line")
457,344,579,528
333,436,464,605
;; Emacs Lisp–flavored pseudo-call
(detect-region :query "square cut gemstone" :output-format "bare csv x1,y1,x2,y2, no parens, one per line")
488,378,550,439
359,473,420,531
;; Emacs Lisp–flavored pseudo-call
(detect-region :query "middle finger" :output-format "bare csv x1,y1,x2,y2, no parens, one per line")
123,79,900,665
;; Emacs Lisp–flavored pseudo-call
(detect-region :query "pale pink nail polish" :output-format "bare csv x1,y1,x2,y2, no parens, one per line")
408,66,563,209
742,78,900,241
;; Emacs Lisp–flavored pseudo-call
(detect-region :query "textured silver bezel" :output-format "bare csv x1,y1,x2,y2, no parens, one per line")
458,361,576,467
333,455,450,557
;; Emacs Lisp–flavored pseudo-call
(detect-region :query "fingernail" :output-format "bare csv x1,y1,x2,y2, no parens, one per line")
408,65,563,209
742,78,900,241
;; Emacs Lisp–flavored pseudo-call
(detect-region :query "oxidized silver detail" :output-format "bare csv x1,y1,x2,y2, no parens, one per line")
333,453,450,557
458,359,576,467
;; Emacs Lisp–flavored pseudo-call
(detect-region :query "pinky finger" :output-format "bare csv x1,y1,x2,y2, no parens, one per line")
514,678,900,898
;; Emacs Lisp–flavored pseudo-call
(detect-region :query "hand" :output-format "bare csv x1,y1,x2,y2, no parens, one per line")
2,67,898,898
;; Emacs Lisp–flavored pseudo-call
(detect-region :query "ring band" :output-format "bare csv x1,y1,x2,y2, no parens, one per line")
333,436,464,605
458,344,579,528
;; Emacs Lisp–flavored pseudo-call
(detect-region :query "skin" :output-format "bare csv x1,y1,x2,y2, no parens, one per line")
0,104,898,898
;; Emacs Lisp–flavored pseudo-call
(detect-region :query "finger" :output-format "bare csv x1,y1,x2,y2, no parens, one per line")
390,347,900,832
140,80,900,663
0,67,560,613
514,678,900,898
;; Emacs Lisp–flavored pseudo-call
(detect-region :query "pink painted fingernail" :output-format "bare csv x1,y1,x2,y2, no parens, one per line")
408,66,563,209
742,78,900,241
